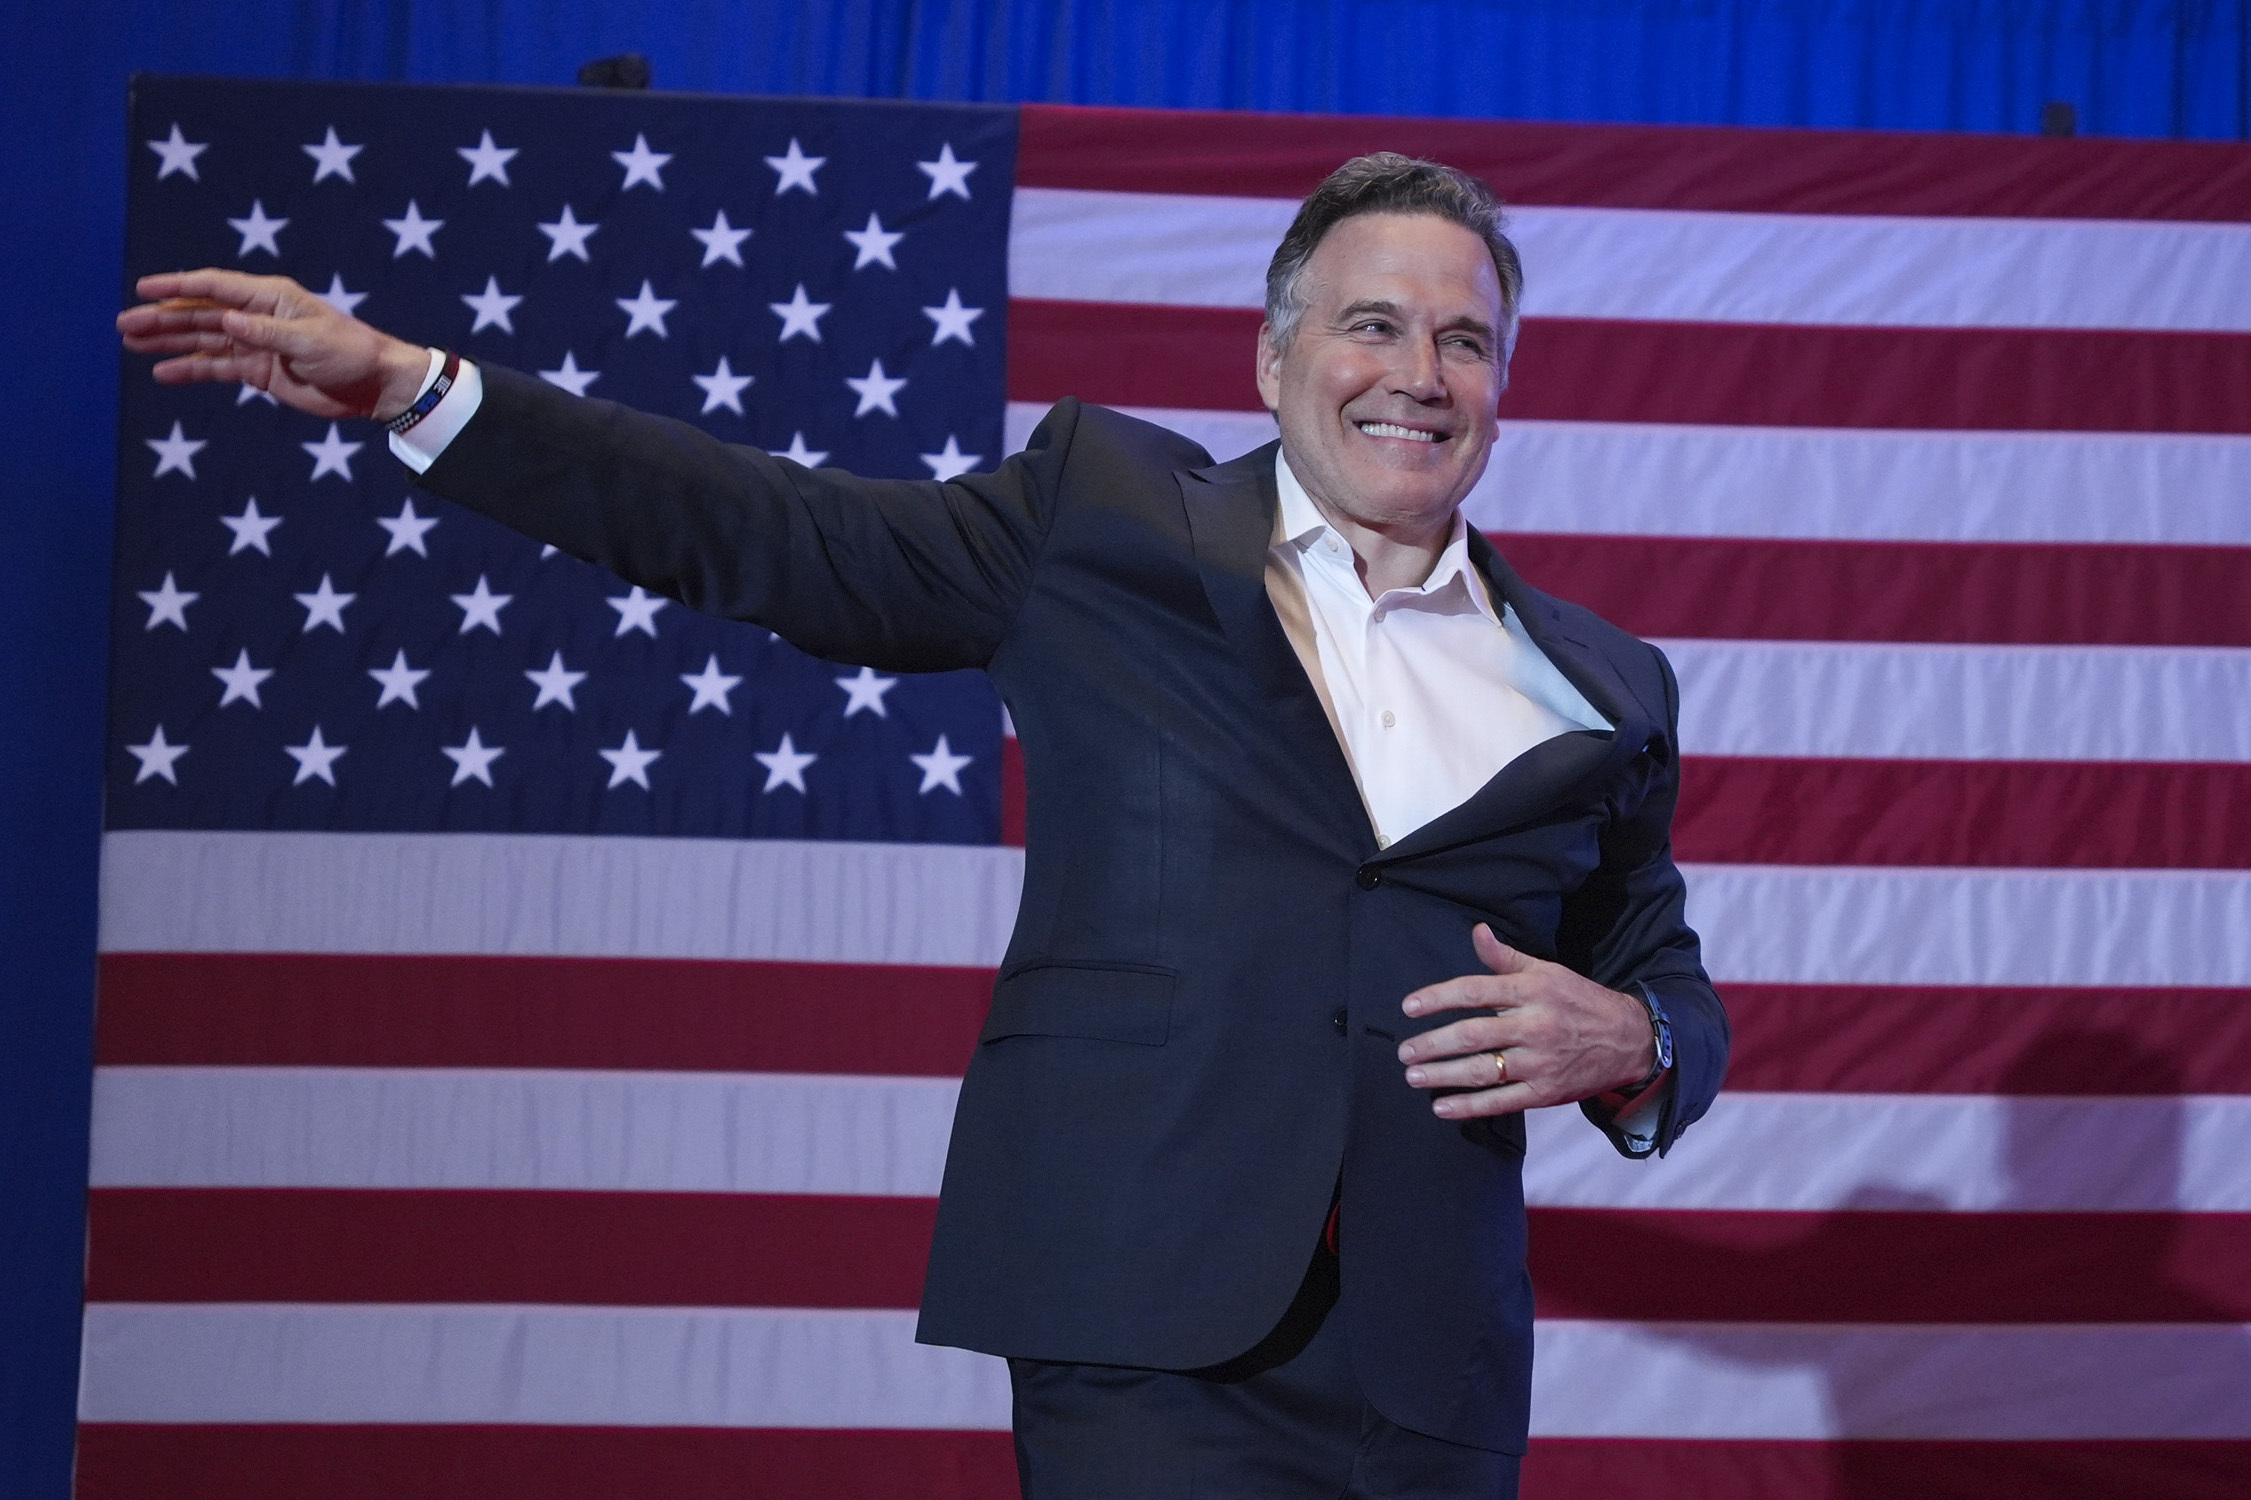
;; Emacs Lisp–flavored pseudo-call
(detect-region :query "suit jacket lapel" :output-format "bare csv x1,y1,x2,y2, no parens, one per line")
1177,442,1370,840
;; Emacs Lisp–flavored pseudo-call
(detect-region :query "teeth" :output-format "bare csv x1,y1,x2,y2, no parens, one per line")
1358,421,1438,442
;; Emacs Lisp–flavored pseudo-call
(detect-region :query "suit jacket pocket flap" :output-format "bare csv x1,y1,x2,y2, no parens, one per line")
981,963,1176,1046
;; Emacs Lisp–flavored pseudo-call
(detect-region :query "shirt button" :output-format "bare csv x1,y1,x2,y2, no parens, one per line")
1371,608,1386,624
1375,833,1390,849
1324,536,1340,553
1332,1008,1348,1035
1380,710,1395,729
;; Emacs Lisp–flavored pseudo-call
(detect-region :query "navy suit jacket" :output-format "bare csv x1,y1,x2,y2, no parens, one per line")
420,365,1730,1454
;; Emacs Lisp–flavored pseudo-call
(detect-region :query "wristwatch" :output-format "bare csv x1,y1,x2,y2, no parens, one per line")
1631,983,1675,1091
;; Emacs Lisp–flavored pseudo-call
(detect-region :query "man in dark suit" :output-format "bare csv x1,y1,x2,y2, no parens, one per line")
121,154,1727,1499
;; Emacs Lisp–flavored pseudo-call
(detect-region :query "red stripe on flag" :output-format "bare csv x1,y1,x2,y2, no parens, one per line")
1008,300,2251,433
1000,735,1025,847
84,1190,2251,1326
93,966,2251,1091
1722,984,2251,1095
75,1425,1017,1500
1522,1437,2251,1500
1498,535,2251,647
1529,1208,2251,1323
1674,758,2251,869
94,955,989,1073
85,1189,935,1308
1018,103,2251,223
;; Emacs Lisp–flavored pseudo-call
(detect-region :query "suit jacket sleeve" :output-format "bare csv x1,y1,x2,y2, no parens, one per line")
1565,641,1730,1158
415,363,1073,672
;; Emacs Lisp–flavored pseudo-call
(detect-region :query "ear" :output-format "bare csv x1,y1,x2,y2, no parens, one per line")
1254,321,1284,414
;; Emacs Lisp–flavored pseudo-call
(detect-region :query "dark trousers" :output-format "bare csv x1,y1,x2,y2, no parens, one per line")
1007,1241,1521,1500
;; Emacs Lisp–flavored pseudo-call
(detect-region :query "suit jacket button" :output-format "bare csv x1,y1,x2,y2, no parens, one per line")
1356,866,1381,890
1332,1008,1348,1034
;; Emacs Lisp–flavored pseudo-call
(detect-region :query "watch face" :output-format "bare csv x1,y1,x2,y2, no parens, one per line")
1646,991,1676,1069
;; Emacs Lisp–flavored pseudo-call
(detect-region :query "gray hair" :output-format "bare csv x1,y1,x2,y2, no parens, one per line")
1263,152,1524,366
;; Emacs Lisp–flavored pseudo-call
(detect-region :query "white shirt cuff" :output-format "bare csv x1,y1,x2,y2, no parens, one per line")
387,348,485,475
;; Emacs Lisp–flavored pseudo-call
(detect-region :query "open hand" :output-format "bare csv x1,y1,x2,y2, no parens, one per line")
1397,924,1655,1118
117,268,430,421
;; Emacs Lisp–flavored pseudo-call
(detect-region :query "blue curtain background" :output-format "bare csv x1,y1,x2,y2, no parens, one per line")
5,2,2247,1493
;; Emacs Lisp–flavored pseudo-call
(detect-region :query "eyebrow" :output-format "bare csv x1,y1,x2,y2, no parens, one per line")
1332,299,1495,341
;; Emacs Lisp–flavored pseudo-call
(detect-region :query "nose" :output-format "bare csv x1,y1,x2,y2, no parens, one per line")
1388,336,1446,403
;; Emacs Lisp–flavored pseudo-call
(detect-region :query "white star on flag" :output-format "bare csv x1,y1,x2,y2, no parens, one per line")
451,574,512,634
442,727,505,787
765,137,824,195
315,273,367,316
835,664,898,717
692,210,752,267
616,280,677,338
376,497,439,556
137,572,197,631
524,650,587,711
770,283,831,342
693,356,753,415
917,143,978,200
923,288,984,347
147,124,206,180
607,586,668,638
383,200,444,258
303,126,363,183
920,436,980,482
846,358,907,417
775,432,828,467
462,276,522,334
599,730,661,789
911,734,974,795
537,205,599,262
227,200,286,256
368,648,430,709
237,384,279,406
285,726,347,786
539,352,599,396
147,421,206,479
612,133,672,190
754,733,817,793
294,574,354,633
458,129,517,186
212,648,273,708
219,497,282,555
844,212,903,270
126,726,188,784
681,654,743,714
302,423,363,481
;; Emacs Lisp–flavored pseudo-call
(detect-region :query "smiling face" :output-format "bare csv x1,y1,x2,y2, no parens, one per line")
1255,211,1507,545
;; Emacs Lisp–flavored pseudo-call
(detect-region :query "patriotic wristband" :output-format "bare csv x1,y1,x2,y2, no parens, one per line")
384,349,460,435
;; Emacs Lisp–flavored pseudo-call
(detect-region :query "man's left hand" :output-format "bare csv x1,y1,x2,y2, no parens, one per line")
1397,924,1654,1118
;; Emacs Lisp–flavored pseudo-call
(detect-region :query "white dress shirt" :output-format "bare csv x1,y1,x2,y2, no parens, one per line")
1263,451,1608,849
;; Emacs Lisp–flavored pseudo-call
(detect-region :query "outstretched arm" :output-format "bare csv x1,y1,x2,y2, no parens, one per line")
117,269,430,422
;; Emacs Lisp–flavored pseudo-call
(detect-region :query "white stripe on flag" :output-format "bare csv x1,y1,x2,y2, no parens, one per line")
90,1068,2251,1213
1525,1092,2251,1214
94,833,2247,986
1530,1319,2251,1439
1009,187,2251,332
87,1067,960,1196
76,1303,1012,1429
96,830,1024,962
1006,403,2251,547
1681,863,2251,988
75,1302,2251,1439
1659,640,2251,763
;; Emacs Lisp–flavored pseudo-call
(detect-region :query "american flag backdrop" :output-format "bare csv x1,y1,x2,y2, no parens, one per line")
83,76,2251,1498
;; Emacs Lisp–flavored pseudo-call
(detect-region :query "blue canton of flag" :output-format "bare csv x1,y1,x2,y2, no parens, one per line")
112,76,1016,843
